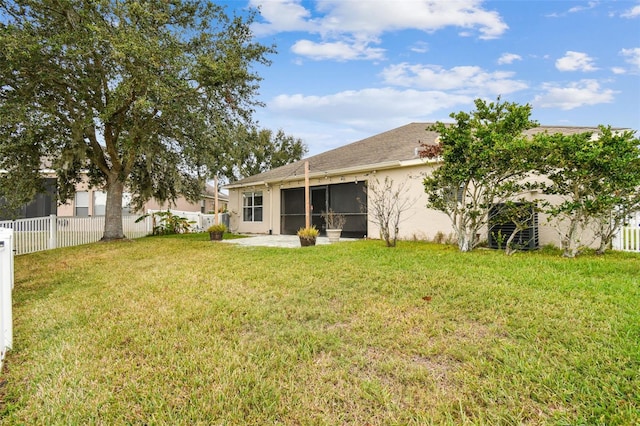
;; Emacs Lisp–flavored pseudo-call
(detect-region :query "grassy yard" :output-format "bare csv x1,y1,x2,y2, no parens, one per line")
1,234,638,425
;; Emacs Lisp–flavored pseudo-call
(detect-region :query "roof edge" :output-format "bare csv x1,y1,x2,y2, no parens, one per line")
224,158,440,190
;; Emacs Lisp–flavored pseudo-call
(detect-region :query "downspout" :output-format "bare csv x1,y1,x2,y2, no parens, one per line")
268,184,273,235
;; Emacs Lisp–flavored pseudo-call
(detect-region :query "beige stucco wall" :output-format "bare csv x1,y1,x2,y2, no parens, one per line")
56,180,103,217
227,163,455,240
227,182,281,234
228,162,598,249
364,164,455,241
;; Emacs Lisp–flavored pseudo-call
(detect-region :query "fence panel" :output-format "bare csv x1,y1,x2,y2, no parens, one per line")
613,214,640,253
123,214,152,239
0,228,14,371
0,215,152,256
147,210,227,232
0,216,50,255
614,226,640,252
56,216,105,250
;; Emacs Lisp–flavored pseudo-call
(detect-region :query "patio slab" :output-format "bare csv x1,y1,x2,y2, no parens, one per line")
220,234,354,248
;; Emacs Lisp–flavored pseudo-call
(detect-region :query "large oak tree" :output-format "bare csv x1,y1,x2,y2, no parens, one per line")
0,0,273,239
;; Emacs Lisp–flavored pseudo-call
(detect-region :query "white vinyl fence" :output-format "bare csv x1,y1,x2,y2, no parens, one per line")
0,214,152,256
613,216,640,253
147,209,229,232
0,228,14,371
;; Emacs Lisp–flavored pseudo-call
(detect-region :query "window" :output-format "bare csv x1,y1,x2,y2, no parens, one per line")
122,192,132,215
75,191,89,216
243,191,263,222
93,191,107,216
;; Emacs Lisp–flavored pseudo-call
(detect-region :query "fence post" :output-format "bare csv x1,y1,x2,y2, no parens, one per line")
0,228,14,370
49,214,57,250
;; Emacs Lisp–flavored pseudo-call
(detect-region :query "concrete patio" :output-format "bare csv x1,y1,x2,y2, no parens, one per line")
220,234,356,248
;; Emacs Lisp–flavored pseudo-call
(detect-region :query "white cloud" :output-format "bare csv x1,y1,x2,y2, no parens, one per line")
620,47,640,72
380,63,528,95
312,0,508,39
611,67,627,75
257,88,477,153
621,4,640,18
547,1,598,17
555,51,598,72
291,39,385,61
498,53,522,65
568,1,599,13
269,88,472,127
251,0,508,60
410,41,430,54
533,80,617,110
249,0,318,36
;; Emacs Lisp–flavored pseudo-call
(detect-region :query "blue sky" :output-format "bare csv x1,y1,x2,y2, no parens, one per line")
230,0,640,155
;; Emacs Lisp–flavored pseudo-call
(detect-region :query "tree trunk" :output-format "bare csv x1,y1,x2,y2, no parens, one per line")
102,177,125,241
595,230,611,255
504,229,520,256
595,220,613,255
458,231,472,252
561,219,578,258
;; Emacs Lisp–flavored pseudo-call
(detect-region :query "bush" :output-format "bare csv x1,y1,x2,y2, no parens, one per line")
207,223,227,233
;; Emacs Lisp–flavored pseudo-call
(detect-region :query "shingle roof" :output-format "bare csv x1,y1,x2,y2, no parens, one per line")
226,122,621,188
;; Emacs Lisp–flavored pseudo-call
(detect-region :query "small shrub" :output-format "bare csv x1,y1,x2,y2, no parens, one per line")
297,226,319,239
207,223,227,233
321,209,346,229
136,211,195,235
433,231,445,244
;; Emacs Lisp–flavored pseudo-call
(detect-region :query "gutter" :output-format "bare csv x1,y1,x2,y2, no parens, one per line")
224,158,440,190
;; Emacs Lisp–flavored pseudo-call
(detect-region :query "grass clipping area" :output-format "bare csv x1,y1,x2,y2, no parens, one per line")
1,234,638,425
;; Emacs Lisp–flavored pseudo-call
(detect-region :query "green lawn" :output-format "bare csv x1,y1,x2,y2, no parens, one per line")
1,234,638,425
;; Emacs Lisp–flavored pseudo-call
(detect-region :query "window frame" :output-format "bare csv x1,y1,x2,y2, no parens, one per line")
93,191,107,216
242,191,263,222
74,191,89,217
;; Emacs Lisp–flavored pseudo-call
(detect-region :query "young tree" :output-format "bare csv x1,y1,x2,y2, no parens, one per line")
589,127,640,254
365,176,417,247
213,125,307,182
421,97,541,252
0,0,273,240
535,126,640,257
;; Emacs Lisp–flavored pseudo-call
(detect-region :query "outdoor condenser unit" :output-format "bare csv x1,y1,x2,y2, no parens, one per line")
488,203,539,250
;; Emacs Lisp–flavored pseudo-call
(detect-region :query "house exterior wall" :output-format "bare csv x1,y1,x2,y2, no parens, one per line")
228,183,280,234
228,163,456,240
365,165,455,241
228,161,599,249
56,180,104,217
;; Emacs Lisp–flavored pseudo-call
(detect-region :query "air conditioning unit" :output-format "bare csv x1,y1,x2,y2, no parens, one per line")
488,203,539,250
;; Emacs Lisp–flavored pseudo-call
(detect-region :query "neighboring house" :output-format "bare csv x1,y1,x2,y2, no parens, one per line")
1,172,226,220
225,122,619,247
57,180,228,218
0,177,58,219
141,183,229,215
